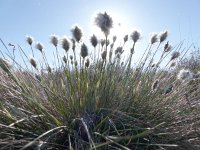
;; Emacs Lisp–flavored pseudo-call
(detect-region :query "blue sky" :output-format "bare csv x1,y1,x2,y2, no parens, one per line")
0,0,200,67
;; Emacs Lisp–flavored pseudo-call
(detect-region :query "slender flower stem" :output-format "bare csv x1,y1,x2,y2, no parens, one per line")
127,42,136,70
30,46,34,57
55,47,60,68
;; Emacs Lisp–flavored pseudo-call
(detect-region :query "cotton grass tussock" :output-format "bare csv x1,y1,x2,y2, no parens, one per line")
0,11,200,150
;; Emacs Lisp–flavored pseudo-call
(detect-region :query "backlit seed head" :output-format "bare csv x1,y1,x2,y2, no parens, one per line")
71,38,76,51
26,35,34,46
115,46,124,55
47,65,52,73
151,64,155,67
85,57,90,68
131,30,141,43
171,51,180,60
74,60,78,66
110,43,114,49
61,37,70,52
113,35,117,43
80,43,88,58
164,41,172,52
116,53,121,59
90,34,98,48
69,55,73,60
165,45,172,52
101,50,107,60
50,34,59,47
30,58,37,69
95,12,113,36
100,39,105,47
177,69,193,82
170,61,176,68
159,31,168,43
124,34,128,43
63,56,67,64
106,39,110,46
71,25,82,42
35,42,44,52
150,33,157,44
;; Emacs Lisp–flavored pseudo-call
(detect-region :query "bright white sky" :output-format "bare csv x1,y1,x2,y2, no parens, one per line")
0,0,200,68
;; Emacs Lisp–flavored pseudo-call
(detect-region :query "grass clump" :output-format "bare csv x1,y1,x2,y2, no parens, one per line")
0,12,200,150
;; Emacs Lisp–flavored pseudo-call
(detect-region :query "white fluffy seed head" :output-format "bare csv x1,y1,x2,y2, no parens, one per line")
35,42,44,52
171,51,180,60
150,33,157,44
101,50,107,60
90,34,98,48
26,35,34,46
71,25,83,42
84,57,90,68
159,30,168,43
50,34,59,47
130,30,141,43
61,37,70,52
95,12,113,36
30,58,37,69
177,69,193,82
